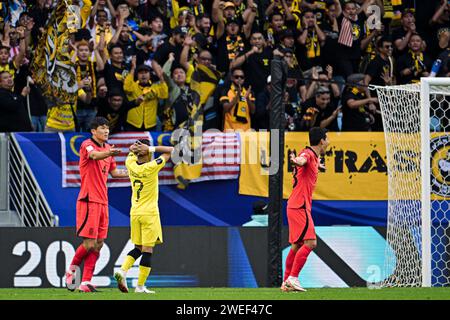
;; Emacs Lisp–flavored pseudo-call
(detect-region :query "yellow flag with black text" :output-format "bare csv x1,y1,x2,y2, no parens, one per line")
239,132,389,200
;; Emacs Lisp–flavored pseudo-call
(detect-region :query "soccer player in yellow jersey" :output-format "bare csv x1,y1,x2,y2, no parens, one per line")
114,139,173,294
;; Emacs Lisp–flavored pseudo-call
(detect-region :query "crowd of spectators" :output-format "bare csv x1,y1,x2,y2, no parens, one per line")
0,0,449,133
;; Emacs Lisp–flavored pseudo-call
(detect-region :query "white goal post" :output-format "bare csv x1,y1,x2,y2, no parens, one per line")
375,78,450,287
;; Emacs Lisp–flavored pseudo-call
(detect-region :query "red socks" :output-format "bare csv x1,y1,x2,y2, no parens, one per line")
290,245,313,278
284,248,297,281
82,250,100,283
70,245,88,268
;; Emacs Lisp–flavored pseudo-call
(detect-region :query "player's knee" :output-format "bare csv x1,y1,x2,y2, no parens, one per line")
95,240,104,251
141,246,153,254
305,241,317,250
128,247,142,260
83,239,96,251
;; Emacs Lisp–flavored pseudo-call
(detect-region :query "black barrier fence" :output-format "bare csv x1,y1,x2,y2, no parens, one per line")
0,226,393,289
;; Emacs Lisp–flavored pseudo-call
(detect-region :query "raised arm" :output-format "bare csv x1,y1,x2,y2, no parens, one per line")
89,0,99,29
94,33,105,71
229,47,258,70
131,141,174,162
13,27,27,69
106,0,117,18
314,19,326,45
212,0,222,24
265,1,277,17
290,152,307,167
180,36,194,71
281,0,295,21
333,0,342,18
243,7,257,39
109,14,125,45
89,144,121,160
2,22,10,47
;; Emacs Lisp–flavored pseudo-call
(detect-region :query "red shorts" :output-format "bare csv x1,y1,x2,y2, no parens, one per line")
287,207,316,244
76,201,109,239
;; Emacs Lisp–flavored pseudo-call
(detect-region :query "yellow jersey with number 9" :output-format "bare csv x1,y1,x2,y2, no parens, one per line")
125,152,166,216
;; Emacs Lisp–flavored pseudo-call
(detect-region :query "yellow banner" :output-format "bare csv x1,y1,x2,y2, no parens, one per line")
239,132,450,201
239,132,389,200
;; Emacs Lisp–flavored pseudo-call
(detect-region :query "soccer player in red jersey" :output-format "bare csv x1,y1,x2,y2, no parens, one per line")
281,127,329,292
65,117,128,292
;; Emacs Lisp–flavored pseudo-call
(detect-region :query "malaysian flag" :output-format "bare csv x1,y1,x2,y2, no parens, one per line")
60,131,240,188
338,17,354,47
159,132,240,185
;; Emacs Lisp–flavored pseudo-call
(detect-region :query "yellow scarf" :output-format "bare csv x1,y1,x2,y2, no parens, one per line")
231,84,249,123
307,31,320,58
226,35,245,61
76,60,97,98
410,49,424,73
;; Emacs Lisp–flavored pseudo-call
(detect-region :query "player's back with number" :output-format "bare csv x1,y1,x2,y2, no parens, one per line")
125,152,166,215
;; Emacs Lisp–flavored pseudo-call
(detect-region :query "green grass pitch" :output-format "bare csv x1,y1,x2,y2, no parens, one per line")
0,287,450,300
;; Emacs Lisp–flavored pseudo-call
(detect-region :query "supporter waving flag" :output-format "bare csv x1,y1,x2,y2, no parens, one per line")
338,16,353,47
8,0,27,26
31,0,78,106
171,63,222,189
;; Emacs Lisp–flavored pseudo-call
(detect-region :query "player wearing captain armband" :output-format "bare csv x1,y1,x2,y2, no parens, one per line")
114,140,173,294
281,127,329,292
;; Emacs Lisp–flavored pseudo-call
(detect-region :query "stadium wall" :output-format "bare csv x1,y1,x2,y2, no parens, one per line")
0,226,390,289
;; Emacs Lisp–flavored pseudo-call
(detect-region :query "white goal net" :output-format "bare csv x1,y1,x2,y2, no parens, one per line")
375,78,450,287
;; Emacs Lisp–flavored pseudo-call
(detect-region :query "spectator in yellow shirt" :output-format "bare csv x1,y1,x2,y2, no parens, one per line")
124,58,168,131
220,67,255,132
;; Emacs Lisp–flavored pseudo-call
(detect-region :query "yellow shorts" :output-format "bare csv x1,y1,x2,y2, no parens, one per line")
130,214,163,247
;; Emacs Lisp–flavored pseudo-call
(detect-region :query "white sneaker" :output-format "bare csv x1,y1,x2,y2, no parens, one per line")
285,277,307,292
280,281,294,292
114,269,128,293
135,286,155,294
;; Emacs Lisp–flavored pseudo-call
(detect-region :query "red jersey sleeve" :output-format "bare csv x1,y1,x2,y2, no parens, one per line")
81,140,95,157
109,155,117,172
298,150,312,163
287,148,318,210
79,140,95,167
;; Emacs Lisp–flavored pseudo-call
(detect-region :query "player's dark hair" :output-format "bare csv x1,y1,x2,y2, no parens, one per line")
231,67,244,76
90,117,110,130
171,62,185,76
149,15,163,23
301,9,314,17
114,0,127,9
344,1,357,8
137,139,151,146
376,36,392,49
196,13,211,22
96,9,107,16
309,127,327,146
270,12,284,22
108,43,123,54
0,45,10,52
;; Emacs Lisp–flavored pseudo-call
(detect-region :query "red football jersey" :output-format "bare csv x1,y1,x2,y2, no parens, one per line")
77,138,117,204
287,147,319,211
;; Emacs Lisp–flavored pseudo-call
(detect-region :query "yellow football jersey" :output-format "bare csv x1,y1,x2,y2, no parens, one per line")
126,153,166,216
